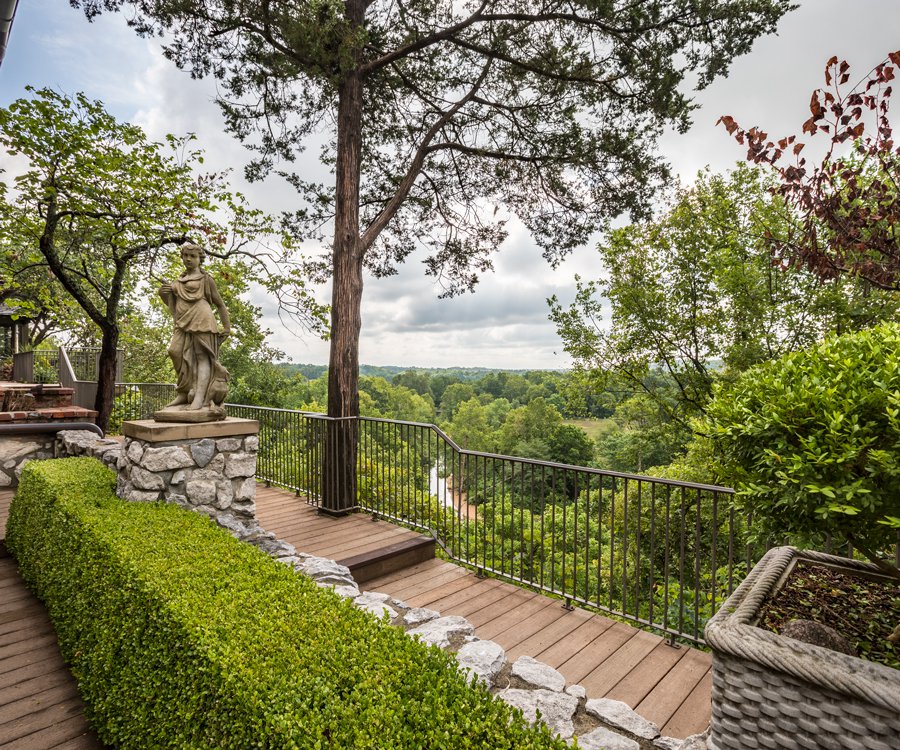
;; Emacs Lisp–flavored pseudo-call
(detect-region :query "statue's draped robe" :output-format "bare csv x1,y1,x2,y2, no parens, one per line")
167,272,229,405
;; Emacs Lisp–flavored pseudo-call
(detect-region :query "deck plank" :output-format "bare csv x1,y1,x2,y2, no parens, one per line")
363,558,451,590
379,564,472,602
504,607,592,659
636,647,712,730
1,487,14,539
475,595,561,642
604,640,690,707
661,668,714,738
579,629,662,696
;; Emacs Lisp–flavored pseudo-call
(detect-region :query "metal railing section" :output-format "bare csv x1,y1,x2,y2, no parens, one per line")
113,390,898,646
355,417,742,646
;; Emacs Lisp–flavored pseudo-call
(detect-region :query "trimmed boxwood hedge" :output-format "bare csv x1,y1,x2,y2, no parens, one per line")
7,458,569,749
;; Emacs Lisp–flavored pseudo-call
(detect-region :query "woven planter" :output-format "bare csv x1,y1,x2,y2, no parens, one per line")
704,546,900,750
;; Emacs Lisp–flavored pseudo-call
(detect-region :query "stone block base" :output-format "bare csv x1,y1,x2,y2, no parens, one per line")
118,418,260,523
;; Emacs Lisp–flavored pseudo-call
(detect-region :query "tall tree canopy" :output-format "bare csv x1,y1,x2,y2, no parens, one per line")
75,0,795,506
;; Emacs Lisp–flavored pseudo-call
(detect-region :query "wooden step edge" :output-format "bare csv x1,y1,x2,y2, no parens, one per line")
339,535,436,584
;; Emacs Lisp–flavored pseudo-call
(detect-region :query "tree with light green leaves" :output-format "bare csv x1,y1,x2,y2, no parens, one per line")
550,164,900,434
0,242,86,348
76,0,795,508
444,398,494,453
0,88,324,430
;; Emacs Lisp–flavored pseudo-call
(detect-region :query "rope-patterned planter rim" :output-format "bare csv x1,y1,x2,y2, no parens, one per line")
705,546,900,712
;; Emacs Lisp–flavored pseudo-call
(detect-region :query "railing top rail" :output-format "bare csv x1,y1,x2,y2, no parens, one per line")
223,403,356,421
357,414,734,493
119,382,179,387
226,406,735,494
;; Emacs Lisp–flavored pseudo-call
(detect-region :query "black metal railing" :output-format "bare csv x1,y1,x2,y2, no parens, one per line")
190,401,743,645
108,383,177,431
224,404,329,502
111,390,897,646
353,417,743,645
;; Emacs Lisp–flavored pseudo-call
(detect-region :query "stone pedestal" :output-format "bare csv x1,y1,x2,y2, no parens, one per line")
118,418,260,523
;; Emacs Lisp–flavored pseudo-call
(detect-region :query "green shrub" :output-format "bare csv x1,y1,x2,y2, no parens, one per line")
702,323,900,572
6,458,568,749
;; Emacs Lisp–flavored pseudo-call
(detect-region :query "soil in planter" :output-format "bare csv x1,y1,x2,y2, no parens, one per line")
757,562,900,670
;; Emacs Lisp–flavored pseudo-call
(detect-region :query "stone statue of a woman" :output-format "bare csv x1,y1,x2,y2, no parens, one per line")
155,243,231,422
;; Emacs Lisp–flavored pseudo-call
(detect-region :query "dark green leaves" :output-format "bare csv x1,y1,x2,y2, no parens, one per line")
702,323,900,573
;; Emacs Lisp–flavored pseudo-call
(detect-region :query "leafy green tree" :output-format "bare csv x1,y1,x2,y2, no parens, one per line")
391,370,434,400
702,323,900,580
595,393,688,473
0,88,322,430
359,376,435,422
438,382,477,421
497,398,563,456
484,398,512,429
0,88,212,428
550,164,899,430
0,242,87,347
444,398,494,453
429,374,461,407
547,424,594,468
77,0,794,506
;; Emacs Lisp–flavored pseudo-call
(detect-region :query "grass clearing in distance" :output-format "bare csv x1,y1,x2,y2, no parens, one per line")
563,418,615,442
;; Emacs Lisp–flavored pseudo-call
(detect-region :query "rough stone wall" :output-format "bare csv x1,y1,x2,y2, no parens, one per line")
56,430,122,468
0,436,55,488
116,435,258,523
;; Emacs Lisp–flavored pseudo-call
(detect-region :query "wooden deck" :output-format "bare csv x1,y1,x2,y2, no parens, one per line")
256,485,713,739
0,489,102,749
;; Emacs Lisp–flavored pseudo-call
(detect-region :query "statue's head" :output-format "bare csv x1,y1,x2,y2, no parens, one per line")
180,243,205,268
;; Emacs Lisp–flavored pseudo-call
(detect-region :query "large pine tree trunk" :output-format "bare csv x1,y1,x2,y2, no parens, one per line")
94,324,119,434
323,18,364,514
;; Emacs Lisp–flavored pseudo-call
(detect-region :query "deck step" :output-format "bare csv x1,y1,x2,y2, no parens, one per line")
338,534,436,584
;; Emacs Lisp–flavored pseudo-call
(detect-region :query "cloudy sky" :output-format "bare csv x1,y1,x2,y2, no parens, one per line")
1,1,897,369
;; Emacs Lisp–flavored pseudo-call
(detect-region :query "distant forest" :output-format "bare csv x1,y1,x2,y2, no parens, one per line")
280,363,549,381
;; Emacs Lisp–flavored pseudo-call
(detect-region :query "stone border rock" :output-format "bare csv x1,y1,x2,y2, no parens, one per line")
0,435,55,487
56,430,122,469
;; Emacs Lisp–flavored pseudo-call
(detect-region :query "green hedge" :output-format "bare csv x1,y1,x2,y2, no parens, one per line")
6,458,568,749
702,322,900,559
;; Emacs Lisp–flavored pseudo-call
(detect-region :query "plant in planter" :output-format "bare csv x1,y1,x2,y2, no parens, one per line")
704,547,899,750
700,323,900,749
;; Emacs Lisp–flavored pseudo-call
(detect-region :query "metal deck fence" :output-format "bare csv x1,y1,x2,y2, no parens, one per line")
111,389,898,646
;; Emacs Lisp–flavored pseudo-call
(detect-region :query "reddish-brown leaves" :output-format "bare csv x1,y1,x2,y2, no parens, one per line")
717,51,900,290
